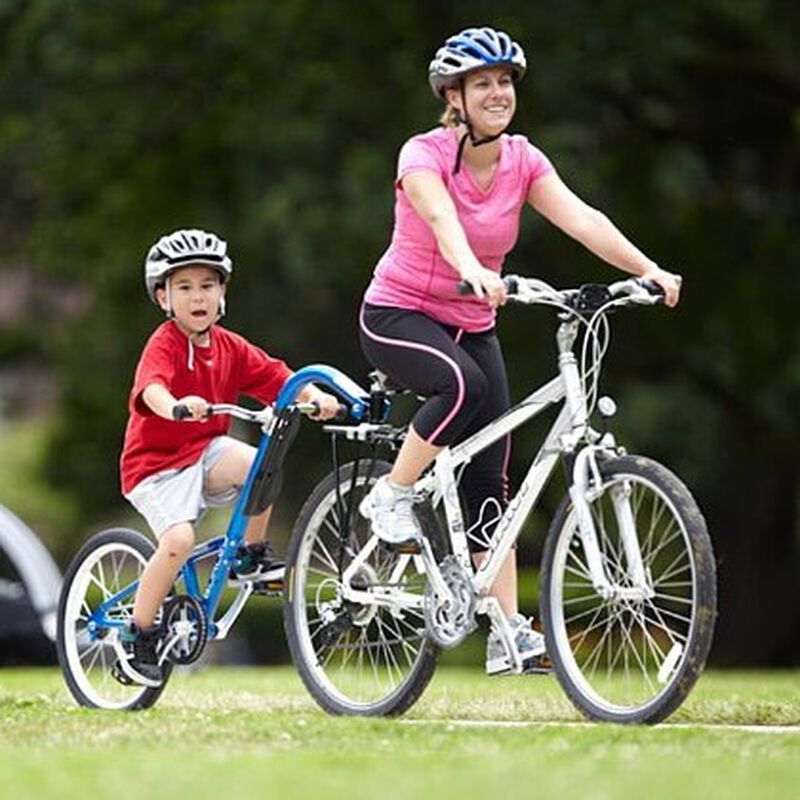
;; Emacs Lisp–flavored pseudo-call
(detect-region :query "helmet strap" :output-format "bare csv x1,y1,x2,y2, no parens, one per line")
452,80,505,175
163,281,174,318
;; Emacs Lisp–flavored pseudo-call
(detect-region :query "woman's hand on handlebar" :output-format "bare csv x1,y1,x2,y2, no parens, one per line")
640,266,682,308
172,395,209,421
459,264,507,308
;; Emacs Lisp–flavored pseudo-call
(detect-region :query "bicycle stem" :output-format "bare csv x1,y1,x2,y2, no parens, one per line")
558,320,589,429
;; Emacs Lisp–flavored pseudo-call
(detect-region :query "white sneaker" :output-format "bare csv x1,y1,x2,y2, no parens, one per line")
359,476,422,544
486,613,550,676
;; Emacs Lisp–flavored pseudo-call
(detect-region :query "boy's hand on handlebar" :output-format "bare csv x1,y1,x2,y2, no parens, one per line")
304,389,341,421
172,395,210,422
460,264,507,308
641,266,682,307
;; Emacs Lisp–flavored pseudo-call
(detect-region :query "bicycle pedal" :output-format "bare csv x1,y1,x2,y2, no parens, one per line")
380,539,421,555
252,579,284,596
521,654,554,675
111,659,135,686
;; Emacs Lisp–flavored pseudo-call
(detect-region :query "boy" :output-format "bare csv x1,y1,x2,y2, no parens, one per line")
118,228,339,686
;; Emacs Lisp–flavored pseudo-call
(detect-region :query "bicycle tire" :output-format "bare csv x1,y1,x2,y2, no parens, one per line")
284,460,444,716
540,454,716,724
57,528,172,710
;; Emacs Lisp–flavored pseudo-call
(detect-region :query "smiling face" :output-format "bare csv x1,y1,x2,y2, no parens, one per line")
155,264,226,335
446,66,517,138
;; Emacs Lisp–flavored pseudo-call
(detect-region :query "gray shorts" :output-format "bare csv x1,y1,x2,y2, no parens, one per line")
125,436,247,538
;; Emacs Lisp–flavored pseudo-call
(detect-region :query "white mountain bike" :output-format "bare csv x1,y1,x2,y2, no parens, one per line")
283,276,717,724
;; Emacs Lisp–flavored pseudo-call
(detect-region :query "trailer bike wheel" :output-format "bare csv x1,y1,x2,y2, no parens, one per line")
57,528,172,710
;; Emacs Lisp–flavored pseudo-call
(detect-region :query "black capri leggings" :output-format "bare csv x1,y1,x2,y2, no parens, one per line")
359,303,511,551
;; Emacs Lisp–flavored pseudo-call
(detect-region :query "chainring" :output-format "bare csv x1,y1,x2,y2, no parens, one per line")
161,594,208,665
423,555,477,648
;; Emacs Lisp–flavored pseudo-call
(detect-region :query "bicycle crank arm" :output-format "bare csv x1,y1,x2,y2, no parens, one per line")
109,633,163,689
482,597,523,674
157,633,184,666
341,535,456,609
339,587,425,612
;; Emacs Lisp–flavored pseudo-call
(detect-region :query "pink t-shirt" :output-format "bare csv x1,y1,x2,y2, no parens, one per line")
364,126,555,331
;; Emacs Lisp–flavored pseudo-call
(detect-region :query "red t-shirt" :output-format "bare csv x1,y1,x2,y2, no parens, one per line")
119,321,292,494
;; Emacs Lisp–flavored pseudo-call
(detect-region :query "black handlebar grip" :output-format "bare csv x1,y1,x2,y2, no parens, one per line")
639,278,665,296
456,276,518,296
309,402,350,422
172,403,192,420
456,281,473,296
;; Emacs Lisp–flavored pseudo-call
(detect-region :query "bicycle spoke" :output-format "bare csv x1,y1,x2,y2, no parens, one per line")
312,538,341,574
564,553,593,583
652,591,693,606
88,572,112,601
642,522,683,567
651,548,691,585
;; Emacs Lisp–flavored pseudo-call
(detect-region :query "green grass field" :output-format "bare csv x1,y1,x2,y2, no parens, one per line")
1,667,798,800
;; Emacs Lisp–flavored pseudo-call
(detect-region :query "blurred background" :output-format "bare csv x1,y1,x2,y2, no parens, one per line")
0,0,797,668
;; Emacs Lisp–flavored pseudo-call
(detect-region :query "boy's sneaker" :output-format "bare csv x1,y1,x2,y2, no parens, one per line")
359,476,422,544
115,622,164,687
229,541,285,589
486,613,552,676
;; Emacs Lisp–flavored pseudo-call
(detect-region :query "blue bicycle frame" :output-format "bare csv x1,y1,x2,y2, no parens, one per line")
89,365,370,641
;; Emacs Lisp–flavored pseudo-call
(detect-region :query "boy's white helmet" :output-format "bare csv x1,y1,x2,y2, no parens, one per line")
144,228,233,304
428,26,526,97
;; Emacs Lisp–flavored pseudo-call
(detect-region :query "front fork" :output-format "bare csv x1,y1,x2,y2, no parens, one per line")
569,443,653,601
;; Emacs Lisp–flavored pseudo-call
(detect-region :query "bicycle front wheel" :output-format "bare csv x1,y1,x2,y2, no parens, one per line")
284,460,443,716
541,455,716,724
57,528,171,710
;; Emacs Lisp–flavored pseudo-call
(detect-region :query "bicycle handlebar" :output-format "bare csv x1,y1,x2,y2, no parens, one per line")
456,276,664,308
171,401,350,424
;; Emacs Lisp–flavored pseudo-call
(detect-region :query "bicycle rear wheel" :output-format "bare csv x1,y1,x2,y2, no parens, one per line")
541,455,716,724
284,460,443,716
57,528,171,710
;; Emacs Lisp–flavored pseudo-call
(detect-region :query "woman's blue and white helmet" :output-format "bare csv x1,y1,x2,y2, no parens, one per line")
428,27,527,98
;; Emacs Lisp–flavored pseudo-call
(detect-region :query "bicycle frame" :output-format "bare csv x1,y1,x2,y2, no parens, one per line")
89,364,371,641
339,314,652,638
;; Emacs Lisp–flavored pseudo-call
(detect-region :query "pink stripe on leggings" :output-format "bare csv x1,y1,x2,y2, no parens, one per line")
359,305,465,444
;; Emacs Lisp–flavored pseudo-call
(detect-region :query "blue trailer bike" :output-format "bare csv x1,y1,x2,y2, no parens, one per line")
56,366,370,711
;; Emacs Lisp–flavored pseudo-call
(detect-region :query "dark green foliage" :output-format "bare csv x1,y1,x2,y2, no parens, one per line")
0,1,798,664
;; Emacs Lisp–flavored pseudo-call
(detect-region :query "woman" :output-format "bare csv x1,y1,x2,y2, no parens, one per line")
358,27,681,675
